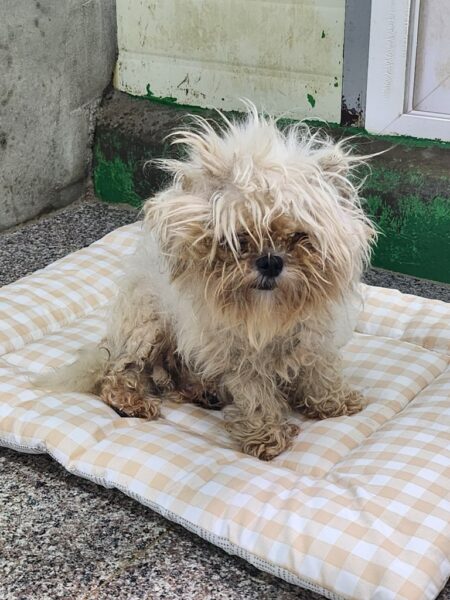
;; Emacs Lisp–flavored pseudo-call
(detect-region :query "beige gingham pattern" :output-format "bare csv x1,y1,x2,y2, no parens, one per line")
1,223,449,600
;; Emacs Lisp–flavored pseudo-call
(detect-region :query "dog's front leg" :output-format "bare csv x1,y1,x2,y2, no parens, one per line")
292,346,365,419
222,376,299,460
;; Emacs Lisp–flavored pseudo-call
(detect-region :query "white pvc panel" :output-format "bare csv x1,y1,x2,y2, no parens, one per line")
365,0,450,140
114,0,345,121
413,0,450,114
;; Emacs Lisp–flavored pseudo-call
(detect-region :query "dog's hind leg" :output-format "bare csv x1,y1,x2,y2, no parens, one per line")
96,277,175,419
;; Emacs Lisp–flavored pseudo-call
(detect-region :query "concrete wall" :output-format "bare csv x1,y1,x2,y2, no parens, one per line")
0,0,117,231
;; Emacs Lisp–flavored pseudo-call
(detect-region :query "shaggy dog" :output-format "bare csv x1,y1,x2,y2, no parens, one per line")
41,105,375,460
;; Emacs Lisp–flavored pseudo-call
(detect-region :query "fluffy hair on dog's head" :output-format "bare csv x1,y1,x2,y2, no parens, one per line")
144,103,375,349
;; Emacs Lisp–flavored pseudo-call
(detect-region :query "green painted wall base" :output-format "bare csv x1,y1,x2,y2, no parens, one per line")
365,170,450,282
93,90,450,285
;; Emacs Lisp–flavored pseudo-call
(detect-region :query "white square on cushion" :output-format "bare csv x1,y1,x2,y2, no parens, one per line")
333,570,360,598
1,223,449,600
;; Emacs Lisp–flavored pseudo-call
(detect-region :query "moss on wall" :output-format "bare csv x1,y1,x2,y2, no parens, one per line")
366,194,450,281
94,147,141,206
361,166,450,282
92,125,172,206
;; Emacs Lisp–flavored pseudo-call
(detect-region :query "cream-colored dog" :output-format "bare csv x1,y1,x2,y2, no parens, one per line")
41,105,375,460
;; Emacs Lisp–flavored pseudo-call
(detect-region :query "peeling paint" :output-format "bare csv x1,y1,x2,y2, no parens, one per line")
341,94,363,126
144,83,177,106
126,84,207,114
307,94,316,108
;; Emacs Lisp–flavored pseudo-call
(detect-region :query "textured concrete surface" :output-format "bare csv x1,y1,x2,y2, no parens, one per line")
0,199,449,599
0,195,138,286
93,90,196,205
0,448,328,600
0,0,117,230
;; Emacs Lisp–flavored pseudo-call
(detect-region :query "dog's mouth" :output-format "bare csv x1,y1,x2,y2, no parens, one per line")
252,277,278,291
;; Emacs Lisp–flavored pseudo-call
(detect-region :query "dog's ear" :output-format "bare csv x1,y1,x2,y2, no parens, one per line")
314,141,356,179
143,191,213,280
168,122,230,183
312,139,368,207
143,190,210,249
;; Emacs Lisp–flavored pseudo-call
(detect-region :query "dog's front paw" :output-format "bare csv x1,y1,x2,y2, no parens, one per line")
341,389,366,415
300,388,366,419
241,423,300,461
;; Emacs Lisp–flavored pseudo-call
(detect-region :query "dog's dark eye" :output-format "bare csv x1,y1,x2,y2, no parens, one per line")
289,232,309,245
237,234,250,253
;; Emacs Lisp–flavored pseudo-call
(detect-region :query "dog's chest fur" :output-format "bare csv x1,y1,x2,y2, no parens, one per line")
132,231,355,393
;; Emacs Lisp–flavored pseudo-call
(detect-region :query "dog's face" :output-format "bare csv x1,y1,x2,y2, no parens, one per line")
145,108,375,347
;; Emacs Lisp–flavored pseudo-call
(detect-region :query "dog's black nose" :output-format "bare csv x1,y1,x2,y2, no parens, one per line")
255,254,284,277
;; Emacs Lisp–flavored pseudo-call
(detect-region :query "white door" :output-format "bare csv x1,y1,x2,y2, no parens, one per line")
365,0,450,141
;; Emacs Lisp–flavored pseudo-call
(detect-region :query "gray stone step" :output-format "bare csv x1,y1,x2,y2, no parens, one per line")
93,90,450,285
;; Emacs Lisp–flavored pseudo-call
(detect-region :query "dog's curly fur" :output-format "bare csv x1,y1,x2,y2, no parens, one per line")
39,104,376,460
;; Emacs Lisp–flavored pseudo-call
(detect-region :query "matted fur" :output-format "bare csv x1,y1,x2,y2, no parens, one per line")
39,104,376,460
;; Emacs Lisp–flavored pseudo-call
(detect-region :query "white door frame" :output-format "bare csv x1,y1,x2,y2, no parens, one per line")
365,0,450,141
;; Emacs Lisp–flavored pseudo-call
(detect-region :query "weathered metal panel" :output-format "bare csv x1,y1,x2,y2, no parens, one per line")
115,0,345,120
342,0,371,126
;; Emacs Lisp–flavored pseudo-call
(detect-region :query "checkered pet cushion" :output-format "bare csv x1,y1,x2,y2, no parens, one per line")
1,223,449,600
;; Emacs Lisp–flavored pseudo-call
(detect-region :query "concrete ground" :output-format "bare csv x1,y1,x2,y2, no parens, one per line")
0,197,449,600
